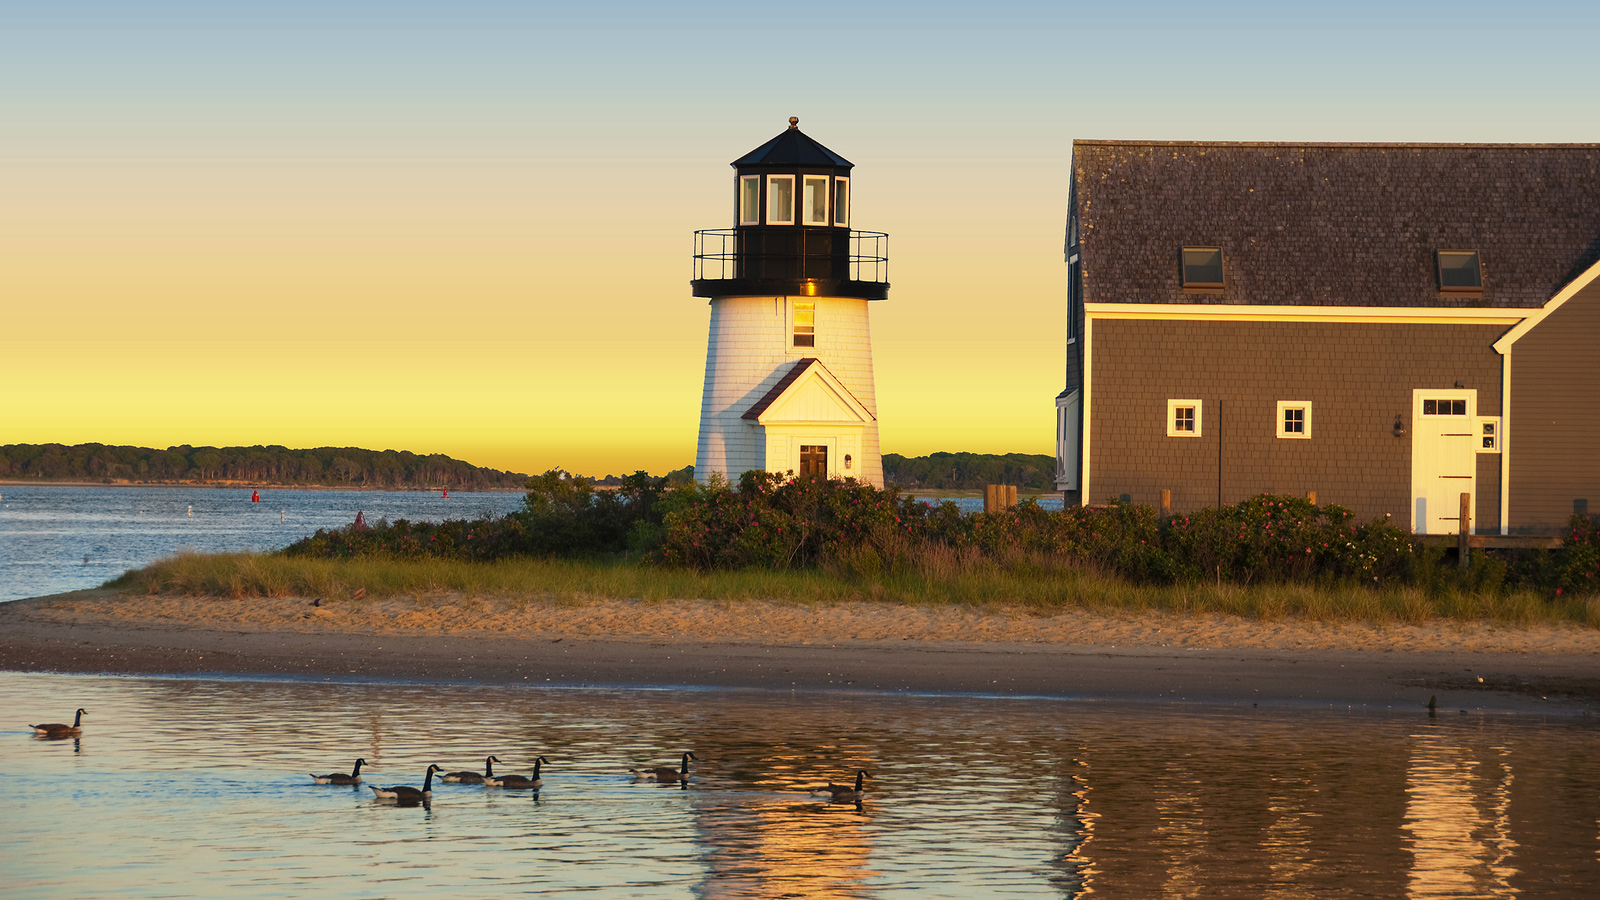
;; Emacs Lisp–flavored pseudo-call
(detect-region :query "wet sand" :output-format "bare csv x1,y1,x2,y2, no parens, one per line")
3,590,1598,713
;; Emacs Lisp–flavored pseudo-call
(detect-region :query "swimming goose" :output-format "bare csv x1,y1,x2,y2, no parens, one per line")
30,708,86,737
310,758,367,785
442,755,499,784
631,752,695,783
370,764,442,802
485,756,547,789
811,770,870,802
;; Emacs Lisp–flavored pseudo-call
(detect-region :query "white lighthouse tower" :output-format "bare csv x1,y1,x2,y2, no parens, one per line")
691,118,890,487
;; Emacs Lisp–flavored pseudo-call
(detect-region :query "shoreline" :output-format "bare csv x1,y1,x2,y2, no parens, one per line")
3,590,1599,713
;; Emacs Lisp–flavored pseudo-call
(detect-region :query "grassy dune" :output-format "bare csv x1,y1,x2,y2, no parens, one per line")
107,550,1600,628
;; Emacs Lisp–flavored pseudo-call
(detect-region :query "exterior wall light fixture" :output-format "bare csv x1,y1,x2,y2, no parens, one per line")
1393,414,1406,438
844,453,853,470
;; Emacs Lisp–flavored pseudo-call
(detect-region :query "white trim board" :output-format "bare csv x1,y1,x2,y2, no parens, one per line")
1086,302,1530,325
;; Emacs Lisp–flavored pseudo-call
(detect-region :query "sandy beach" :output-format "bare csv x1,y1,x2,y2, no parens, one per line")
3,589,1599,713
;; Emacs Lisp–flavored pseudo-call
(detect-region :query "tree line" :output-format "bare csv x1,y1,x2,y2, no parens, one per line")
0,443,529,491
883,451,1056,491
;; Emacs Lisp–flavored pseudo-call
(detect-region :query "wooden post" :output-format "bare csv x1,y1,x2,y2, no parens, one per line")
1307,490,1317,506
1161,489,1172,518
1458,492,1472,570
1006,485,1017,509
984,484,997,513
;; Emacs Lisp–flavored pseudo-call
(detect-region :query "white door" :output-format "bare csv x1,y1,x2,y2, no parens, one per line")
1410,389,1477,534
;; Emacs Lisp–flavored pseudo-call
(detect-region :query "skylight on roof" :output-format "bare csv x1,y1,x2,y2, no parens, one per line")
1437,250,1482,291
1181,247,1224,288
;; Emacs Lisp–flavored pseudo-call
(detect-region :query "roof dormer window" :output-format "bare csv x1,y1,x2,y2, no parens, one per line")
1181,247,1224,289
1437,250,1482,292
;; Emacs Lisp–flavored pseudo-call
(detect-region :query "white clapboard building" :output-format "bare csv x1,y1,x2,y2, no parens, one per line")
690,118,890,487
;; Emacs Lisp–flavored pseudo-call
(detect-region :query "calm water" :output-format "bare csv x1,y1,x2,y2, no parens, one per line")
0,485,528,603
3,672,1597,898
0,485,1055,604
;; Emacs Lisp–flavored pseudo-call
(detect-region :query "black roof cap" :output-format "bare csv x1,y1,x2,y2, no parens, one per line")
732,117,853,170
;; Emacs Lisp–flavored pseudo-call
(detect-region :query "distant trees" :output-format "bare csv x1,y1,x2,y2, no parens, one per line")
883,451,1056,491
0,443,529,490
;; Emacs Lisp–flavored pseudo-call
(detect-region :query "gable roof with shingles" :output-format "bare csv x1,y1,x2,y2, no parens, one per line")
1072,141,1600,309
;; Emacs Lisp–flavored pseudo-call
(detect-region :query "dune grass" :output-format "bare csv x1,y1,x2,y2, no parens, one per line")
105,549,1600,629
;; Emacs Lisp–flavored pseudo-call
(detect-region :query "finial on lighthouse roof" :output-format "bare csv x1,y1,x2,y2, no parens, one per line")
788,116,799,129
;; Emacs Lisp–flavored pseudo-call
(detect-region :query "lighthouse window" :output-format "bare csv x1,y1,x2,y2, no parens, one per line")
793,301,815,348
768,175,795,225
802,176,830,225
739,176,761,226
834,177,849,227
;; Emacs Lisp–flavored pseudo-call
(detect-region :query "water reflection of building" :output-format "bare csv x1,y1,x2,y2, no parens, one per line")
1403,731,1517,899
1049,760,1096,896
1046,722,1417,897
689,793,874,899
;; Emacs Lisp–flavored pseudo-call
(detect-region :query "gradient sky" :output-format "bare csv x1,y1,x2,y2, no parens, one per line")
6,1,1600,476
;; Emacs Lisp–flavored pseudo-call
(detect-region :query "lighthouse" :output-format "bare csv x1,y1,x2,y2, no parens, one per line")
691,118,890,487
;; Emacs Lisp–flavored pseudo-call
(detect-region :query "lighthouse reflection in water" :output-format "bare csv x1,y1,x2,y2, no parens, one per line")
5,672,1597,899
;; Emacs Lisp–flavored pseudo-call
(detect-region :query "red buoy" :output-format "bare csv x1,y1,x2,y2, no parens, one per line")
442,488,449,499
251,490,260,503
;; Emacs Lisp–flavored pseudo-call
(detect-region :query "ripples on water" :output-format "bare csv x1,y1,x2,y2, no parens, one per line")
3,672,1597,898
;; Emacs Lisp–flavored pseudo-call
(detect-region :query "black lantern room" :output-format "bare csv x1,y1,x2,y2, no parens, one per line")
692,117,889,300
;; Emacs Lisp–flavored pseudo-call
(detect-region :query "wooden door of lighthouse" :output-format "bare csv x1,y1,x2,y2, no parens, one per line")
799,445,828,477
1410,389,1477,534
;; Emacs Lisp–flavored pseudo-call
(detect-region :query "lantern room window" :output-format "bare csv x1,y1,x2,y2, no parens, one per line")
767,175,795,225
739,176,761,225
834,177,849,227
802,176,830,225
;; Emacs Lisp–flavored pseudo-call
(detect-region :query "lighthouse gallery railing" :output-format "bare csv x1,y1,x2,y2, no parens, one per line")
692,229,889,285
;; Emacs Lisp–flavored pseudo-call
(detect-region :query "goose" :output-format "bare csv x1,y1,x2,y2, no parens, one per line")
631,751,695,783
310,758,367,785
442,755,499,784
811,770,870,802
30,708,86,738
370,764,442,802
485,756,548,789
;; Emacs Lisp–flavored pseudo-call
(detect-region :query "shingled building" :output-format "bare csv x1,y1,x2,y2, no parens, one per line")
1055,141,1600,534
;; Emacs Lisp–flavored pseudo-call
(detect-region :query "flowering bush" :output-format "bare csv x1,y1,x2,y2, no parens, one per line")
281,471,1600,599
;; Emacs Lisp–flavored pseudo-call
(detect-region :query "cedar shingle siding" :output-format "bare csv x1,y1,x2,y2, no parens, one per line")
1066,140,1600,534
1509,279,1600,531
1090,319,1504,523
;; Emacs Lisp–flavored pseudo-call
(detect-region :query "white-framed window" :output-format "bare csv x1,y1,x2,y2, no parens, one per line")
1476,415,1501,453
801,175,830,225
739,175,761,225
833,177,849,227
792,301,815,348
767,175,795,225
1167,399,1202,437
1276,400,1312,439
